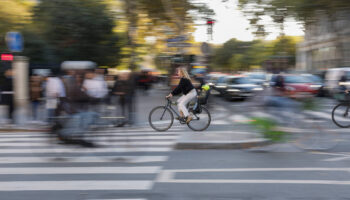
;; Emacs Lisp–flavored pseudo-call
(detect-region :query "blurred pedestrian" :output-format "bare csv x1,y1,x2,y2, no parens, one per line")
82,70,108,114
30,75,43,122
113,72,136,126
45,75,66,123
138,71,151,95
0,68,14,123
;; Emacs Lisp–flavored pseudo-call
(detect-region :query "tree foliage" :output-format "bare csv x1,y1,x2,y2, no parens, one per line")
29,0,123,66
0,0,32,52
211,36,300,71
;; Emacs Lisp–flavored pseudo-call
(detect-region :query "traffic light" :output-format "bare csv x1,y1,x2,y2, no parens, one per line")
206,20,215,25
1,54,13,61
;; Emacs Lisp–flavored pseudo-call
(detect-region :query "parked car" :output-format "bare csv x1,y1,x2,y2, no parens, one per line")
223,76,263,100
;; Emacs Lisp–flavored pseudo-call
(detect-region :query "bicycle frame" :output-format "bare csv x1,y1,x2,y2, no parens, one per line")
161,98,182,120
161,98,201,121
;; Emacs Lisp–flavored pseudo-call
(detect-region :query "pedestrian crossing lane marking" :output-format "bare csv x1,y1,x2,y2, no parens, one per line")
0,181,153,191
0,156,168,164
0,166,161,174
0,147,172,154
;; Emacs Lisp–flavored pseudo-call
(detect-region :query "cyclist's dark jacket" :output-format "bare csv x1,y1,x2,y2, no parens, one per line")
171,78,194,96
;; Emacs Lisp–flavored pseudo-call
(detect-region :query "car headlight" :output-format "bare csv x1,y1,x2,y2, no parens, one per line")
253,87,263,91
310,85,322,88
216,85,227,88
227,89,240,92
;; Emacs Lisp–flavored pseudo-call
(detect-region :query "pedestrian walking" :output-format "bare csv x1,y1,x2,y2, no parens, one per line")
0,68,14,123
113,71,136,126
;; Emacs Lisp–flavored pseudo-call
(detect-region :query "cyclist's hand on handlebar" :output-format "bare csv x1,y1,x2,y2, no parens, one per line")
166,93,173,99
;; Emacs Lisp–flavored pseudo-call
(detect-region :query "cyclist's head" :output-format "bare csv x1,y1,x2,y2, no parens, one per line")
179,67,191,81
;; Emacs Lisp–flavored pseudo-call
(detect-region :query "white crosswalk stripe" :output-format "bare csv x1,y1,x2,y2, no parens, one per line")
0,126,179,192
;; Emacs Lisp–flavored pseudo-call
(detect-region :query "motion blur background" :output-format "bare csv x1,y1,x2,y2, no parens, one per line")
1,0,350,199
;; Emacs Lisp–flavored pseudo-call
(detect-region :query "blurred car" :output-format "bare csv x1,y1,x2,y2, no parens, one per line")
212,75,229,95
223,76,263,100
302,74,325,96
324,67,350,96
283,75,320,98
245,72,269,87
206,73,222,87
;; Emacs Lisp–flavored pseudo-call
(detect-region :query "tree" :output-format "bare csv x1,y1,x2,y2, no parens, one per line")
120,0,214,69
32,0,123,66
0,0,33,53
211,36,300,71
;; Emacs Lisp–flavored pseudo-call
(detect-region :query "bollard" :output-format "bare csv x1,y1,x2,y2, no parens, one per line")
12,56,30,125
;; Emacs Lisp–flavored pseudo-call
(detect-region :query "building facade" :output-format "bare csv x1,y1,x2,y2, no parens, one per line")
297,11,350,72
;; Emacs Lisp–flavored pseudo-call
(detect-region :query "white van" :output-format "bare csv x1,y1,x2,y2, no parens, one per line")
325,67,350,94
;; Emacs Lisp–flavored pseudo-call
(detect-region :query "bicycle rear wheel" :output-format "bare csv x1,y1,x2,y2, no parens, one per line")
332,103,350,128
149,106,174,131
187,106,211,131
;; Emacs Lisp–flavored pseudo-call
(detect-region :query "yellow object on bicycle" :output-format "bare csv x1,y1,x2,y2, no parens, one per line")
202,84,210,91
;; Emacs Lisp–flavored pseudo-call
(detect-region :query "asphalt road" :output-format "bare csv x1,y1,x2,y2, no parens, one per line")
1,88,350,200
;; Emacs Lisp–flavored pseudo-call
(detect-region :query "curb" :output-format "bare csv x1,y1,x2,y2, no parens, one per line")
0,128,49,132
175,138,271,150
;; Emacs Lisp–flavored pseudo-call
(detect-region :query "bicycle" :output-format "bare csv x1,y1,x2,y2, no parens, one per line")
261,96,338,151
148,97,211,131
332,91,350,128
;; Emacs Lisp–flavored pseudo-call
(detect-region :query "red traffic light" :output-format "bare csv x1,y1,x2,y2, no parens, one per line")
206,20,215,25
1,54,13,61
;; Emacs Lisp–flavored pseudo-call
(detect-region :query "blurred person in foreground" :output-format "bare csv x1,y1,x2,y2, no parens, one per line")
45,74,66,123
0,68,14,123
82,70,108,103
166,68,197,124
113,71,136,126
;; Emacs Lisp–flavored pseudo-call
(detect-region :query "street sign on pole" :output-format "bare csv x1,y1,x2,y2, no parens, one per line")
201,42,212,55
6,32,23,52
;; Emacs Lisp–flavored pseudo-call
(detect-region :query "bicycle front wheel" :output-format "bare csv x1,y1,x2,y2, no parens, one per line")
293,113,338,151
187,106,211,131
332,103,350,128
149,106,174,132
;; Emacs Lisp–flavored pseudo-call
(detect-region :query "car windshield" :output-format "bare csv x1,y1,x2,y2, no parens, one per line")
249,74,266,80
284,76,312,83
305,75,322,83
229,77,252,84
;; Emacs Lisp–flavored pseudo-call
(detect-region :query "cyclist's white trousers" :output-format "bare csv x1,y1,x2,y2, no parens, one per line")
177,89,197,117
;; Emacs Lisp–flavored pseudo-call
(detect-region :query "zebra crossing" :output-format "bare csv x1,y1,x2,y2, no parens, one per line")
0,127,181,196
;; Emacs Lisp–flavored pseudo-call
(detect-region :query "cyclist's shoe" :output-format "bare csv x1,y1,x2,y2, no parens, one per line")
186,116,193,124
176,116,184,121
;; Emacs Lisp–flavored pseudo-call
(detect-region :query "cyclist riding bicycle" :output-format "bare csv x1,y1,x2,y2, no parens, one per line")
166,67,197,124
